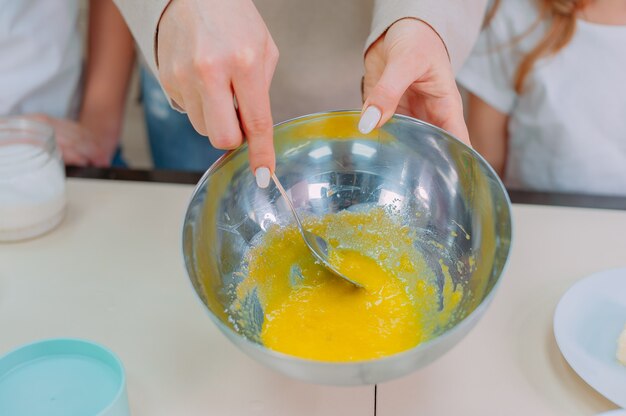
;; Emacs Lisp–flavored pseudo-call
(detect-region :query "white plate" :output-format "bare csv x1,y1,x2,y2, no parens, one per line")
554,268,626,408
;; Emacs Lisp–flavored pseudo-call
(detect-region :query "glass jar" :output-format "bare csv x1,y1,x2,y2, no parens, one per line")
0,118,66,241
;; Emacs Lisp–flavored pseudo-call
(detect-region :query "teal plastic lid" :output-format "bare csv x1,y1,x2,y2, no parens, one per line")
0,338,129,416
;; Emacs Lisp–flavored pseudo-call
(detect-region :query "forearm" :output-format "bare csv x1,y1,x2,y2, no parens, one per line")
466,93,509,176
368,0,489,72
80,0,136,140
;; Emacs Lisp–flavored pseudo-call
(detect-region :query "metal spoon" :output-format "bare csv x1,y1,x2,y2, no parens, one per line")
270,172,363,289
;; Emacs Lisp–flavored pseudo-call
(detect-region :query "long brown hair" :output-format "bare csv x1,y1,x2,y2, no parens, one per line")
487,0,590,93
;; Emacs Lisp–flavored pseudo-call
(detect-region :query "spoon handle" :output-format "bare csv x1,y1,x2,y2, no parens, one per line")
270,172,306,234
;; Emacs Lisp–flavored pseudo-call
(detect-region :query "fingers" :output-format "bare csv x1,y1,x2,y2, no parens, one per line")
29,115,118,166
263,37,279,87
420,86,471,146
164,45,276,174
232,49,276,174
23,113,52,125
435,101,471,146
358,106,382,135
359,19,471,147
89,143,114,167
180,91,208,137
233,78,275,174
60,148,90,167
155,0,279,179
46,119,91,166
362,65,470,146
255,166,271,188
359,53,420,134
198,83,242,150
49,120,88,166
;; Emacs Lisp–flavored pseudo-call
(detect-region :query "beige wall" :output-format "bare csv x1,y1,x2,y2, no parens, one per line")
257,0,373,121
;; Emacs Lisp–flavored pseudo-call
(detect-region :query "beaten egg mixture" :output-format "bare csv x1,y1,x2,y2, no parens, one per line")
231,208,464,361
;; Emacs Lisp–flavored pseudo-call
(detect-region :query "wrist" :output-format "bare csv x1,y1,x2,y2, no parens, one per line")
389,18,450,62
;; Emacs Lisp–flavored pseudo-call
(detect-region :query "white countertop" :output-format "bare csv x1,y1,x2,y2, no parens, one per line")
1,178,623,415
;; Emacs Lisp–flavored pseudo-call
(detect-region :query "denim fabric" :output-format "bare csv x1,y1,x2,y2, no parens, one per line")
111,148,127,168
140,67,225,172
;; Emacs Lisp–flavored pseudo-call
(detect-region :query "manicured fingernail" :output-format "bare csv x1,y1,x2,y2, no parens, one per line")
358,106,382,134
255,167,271,188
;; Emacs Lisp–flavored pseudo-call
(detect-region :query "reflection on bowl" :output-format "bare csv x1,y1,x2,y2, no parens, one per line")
182,110,512,385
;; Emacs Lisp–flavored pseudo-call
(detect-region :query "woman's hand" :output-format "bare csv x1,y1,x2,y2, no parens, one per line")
360,19,470,145
157,0,279,181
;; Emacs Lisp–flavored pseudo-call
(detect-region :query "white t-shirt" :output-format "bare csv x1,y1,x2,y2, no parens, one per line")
458,0,626,196
0,0,82,119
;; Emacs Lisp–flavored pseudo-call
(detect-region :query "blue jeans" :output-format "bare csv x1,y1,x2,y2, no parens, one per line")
140,67,225,172
111,148,127,168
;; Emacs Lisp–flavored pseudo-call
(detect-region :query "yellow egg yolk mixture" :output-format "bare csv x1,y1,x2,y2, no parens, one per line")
232,208,464,361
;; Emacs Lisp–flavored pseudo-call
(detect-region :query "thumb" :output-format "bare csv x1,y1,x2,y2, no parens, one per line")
359,55,420,134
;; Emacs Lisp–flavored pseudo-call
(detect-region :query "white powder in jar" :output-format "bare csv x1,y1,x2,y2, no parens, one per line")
0,143,66,241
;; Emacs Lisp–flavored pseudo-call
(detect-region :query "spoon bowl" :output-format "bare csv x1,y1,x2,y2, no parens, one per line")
270,172,363,288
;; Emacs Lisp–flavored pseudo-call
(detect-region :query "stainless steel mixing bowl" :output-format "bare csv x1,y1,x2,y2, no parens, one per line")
182,110,512,385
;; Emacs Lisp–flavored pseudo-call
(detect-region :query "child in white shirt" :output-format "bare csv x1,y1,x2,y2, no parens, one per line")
1,0,134,167
1,1,81,118
458,0,626,196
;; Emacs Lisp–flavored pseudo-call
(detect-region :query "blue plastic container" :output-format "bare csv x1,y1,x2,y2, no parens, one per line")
0,338,129,416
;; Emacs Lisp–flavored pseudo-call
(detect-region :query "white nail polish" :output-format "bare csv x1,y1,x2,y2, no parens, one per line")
255,167,271,189
358,106,382,134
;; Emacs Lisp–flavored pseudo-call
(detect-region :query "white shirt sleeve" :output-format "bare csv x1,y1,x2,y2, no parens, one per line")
456,1,530,114
113,0,170,79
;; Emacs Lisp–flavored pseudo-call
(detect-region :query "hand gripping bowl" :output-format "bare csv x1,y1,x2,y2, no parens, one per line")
182,111,512,385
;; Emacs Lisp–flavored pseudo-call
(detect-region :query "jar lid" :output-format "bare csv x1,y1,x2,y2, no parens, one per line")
0,338,129,416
